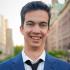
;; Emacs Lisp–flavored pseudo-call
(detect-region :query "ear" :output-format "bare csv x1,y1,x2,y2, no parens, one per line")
20,26,24,35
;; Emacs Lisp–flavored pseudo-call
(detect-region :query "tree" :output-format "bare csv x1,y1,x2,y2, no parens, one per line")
14,45,23,56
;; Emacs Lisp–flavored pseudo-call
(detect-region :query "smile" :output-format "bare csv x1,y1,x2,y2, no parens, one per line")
30,36,42,40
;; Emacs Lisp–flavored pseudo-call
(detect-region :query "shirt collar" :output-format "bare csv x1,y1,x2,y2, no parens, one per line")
22,50,46,63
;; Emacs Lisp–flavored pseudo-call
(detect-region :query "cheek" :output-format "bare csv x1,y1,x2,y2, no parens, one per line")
45,32,48,37
42,30,48,37
23,29,31,38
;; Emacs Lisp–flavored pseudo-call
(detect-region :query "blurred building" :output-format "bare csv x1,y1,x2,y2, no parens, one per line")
47,0,70,51
6,29,13,55
58,0,70,50
52,0,58,4
51,0,64,24
0,16,13,60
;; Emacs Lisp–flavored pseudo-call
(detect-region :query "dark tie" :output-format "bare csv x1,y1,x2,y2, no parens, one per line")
25,59,43,70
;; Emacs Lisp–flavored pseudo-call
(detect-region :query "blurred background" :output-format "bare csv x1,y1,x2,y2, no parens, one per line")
0,0,70,63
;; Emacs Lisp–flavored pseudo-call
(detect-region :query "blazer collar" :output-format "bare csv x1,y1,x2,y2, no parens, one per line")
11,52,55,70
44,53,55,70
11,52,25,70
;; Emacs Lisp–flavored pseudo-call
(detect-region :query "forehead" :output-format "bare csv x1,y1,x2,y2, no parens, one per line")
24,10,49,22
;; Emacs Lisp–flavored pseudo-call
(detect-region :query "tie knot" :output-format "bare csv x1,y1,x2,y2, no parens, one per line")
25,59,43,70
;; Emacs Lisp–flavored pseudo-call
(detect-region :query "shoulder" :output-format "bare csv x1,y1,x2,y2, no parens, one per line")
0,53,22,70
0,57,15,70
46,53,70,70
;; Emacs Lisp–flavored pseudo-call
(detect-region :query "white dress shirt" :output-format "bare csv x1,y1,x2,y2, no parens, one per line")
22,50,46,70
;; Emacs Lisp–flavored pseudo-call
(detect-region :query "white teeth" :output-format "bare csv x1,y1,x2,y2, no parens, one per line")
31,36,41,40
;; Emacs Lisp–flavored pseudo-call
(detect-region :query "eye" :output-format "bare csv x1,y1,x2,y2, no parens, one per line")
40,22,48,27
26,21,34,26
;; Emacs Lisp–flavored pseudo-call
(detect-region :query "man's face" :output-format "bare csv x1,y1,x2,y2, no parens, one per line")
20,10,49,48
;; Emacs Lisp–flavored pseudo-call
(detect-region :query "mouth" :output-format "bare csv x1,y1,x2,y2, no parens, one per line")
31,36,41,40
30,35,42,41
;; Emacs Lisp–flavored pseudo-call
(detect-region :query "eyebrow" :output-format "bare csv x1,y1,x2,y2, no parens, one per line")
26,21,34,23
40,21,48,24
26,21,48,24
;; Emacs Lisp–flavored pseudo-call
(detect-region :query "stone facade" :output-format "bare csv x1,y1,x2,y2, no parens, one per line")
47,0,70,51
0,16,13,60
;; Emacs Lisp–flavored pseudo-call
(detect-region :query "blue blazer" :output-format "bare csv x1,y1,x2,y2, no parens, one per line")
0,52,70,70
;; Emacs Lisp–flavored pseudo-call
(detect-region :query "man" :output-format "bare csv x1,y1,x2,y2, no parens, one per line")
0,1,70,70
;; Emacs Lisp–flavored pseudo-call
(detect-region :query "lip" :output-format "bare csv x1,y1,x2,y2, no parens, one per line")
31,36,41,40
30,36,42,40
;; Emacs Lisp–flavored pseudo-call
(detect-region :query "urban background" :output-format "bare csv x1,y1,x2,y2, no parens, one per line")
0,0,70,62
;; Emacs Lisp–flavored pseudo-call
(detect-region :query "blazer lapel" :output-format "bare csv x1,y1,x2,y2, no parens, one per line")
44,53,55,70
11,53,55,70
11,53,25,70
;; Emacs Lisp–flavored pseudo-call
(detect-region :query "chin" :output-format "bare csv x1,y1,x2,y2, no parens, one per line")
30,43,41,48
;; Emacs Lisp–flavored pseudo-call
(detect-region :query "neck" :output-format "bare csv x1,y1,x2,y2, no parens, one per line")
24,45,44,61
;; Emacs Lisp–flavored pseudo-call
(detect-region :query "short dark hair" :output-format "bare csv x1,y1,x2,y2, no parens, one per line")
20,1,51,29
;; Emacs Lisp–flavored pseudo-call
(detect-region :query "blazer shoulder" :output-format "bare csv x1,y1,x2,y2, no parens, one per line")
46,54,70,70
0,58,14,70
0,53,22,70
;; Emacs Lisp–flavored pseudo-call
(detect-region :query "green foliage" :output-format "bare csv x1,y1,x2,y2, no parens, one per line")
14,45,23,56
0,50,2,54
48,50,68,58
0,45,23,63
0,55,14,63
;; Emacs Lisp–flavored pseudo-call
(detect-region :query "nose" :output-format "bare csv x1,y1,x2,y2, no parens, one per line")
32,25,41,34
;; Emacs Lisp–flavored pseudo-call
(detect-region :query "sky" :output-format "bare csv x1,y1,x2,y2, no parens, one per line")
0,0,65,46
